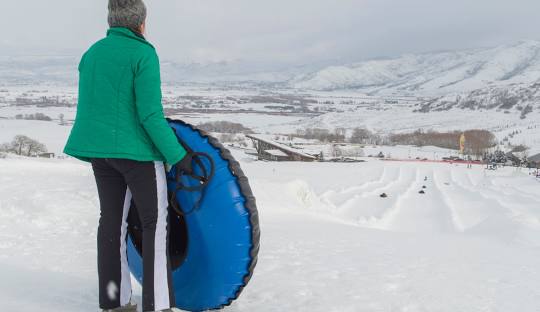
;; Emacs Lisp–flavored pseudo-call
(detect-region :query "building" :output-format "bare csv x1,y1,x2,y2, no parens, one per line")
528,153,540,168
38,152,55,159
246,134,317,162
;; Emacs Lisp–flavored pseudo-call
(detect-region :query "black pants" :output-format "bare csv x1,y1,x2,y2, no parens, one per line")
91,158,175,311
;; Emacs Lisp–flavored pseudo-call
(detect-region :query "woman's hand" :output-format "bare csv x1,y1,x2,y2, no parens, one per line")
173,153,193,175
166,153,192,174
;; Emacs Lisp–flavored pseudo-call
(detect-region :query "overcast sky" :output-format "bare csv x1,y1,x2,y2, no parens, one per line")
2,0,540,66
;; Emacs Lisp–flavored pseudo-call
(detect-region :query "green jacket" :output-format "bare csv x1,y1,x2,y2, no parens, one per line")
63,27,186,165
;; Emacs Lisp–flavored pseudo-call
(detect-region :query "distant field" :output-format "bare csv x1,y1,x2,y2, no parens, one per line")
1,85,539,155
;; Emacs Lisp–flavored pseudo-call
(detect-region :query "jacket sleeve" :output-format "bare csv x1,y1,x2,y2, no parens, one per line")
77,52,86,72
134,48,187,165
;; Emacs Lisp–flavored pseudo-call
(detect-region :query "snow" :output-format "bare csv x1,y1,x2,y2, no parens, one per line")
246,134,317,159
293,40,540,95
2,81,539,153
362,145,457,160
5,40,540,99
1,42,540,310
1,92,539,159
298,104,540,152
0,119,72,155
1,153,539,311
264,149,288,157
171,112,304,134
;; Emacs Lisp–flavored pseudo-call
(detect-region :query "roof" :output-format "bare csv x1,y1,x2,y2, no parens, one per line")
529,153,540,162
264,149,289,157
246,134,317,159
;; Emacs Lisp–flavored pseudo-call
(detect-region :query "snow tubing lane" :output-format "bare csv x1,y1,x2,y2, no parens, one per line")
126,119,260,311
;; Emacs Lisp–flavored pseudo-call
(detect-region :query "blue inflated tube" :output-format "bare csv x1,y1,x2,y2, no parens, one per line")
127,119,260,311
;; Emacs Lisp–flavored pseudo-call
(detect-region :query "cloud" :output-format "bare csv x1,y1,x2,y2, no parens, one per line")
1,0,539,65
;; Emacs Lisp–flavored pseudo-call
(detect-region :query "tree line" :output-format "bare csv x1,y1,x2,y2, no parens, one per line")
15,113,52,121
0,135,48,157
294,128,347,143
197,121,254,134
389,129,496,157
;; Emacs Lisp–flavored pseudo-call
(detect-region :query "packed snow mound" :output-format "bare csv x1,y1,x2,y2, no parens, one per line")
314,162,540,241
246,158,540,243
293,40,540,95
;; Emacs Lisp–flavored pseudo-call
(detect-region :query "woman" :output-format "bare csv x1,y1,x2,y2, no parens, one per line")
63,1,189,311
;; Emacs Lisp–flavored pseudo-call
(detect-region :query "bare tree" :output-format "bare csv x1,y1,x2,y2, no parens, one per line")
3,135,47,156
25,139,48,156
464,130,496,158
350,127,373,144
0,143,11,155
12,135,28,155
293,128,345,143
218,133,236,143
334,128,347,137
329,144,343,158
389,129,496,156
198,121,253,134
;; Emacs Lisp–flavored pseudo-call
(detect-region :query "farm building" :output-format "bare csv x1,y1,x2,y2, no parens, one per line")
528,153,540,168
246,134,318,162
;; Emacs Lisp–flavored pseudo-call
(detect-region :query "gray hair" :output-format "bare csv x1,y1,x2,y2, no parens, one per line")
108,0,147,32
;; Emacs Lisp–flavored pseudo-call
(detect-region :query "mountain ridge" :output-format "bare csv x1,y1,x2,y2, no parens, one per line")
2,40,540,103
292,40,540,95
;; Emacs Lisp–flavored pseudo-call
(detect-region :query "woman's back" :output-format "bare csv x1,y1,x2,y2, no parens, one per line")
64,27,186,165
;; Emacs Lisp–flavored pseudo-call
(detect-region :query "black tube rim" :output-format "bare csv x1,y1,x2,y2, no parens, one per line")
167,118,261,310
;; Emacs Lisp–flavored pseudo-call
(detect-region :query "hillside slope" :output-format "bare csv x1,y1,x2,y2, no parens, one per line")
1,156,540,311
293,41,540,95
416,82,540,116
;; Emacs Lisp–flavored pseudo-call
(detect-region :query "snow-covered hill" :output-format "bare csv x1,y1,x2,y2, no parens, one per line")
3,40,540,128
5,40,540,98
416,82,540,117
293,41,540,95
1,155,540,311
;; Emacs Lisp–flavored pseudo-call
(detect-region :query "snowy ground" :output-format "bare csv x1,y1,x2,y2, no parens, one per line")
2,84,540,153
1,153,539,311
0,119,72,155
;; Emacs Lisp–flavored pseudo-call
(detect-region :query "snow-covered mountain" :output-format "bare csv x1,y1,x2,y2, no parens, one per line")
292,40,540,95
416,82,540,117
0,55,79,85
4,40,540,103
0,55,318,86
160,60,324,85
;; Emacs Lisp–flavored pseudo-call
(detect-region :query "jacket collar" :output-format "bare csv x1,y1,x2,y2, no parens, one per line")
107,27,154,48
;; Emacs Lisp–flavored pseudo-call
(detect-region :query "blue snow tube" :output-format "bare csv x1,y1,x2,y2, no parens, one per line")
126,119,260,311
